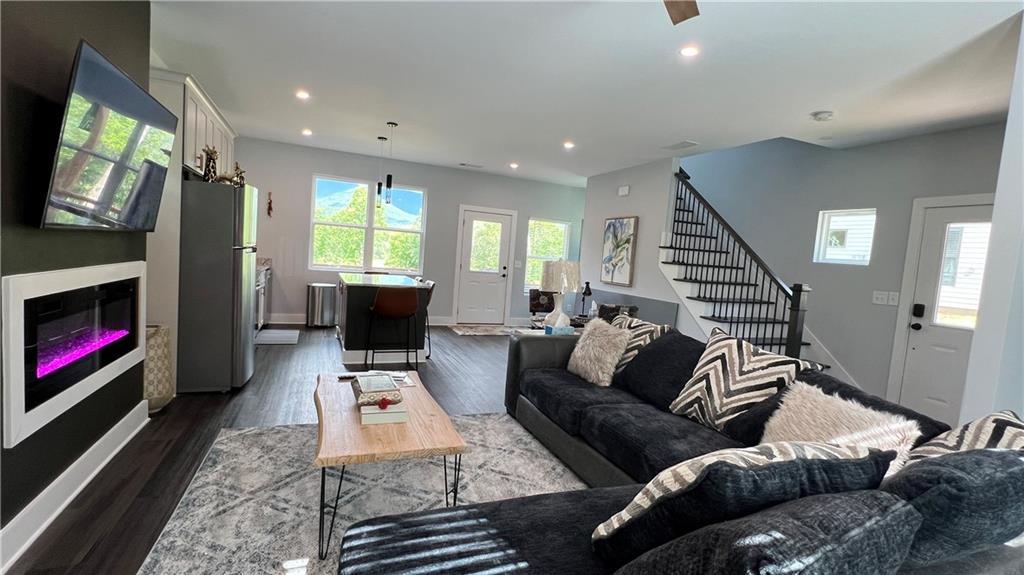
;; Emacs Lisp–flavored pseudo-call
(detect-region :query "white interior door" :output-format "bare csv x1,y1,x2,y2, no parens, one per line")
457,210,512,324
900,204,993,424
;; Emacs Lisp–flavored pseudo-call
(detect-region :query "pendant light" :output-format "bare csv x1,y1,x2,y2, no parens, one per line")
385,121,398,205
376,136,387,208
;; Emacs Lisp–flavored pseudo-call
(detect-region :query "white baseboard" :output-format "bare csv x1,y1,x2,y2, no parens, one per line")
802,327,861,389
428,315,455,326
267,313,307,325
0,400,149,571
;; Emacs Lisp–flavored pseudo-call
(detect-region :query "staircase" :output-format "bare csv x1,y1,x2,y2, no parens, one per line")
660,168,810,358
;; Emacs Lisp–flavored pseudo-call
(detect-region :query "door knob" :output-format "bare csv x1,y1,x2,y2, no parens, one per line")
910,322,922,331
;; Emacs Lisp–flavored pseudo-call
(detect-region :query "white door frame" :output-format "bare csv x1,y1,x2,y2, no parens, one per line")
885,193,995,404
452,204,518,325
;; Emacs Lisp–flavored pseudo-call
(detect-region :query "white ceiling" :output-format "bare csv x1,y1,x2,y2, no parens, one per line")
151,2,1021,187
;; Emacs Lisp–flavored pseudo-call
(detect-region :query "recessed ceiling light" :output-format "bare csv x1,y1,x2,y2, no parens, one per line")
563,141,575,150
301,128,313,136
509,162,519,169
810,110,834,122
295,89,310,100
679,45,700,57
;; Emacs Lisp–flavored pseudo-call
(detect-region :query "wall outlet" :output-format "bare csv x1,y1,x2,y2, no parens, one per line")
617,185,630,197
872,290,889,305
887,291,900,306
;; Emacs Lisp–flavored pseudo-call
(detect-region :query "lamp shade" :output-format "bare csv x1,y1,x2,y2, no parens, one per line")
541,260,581,294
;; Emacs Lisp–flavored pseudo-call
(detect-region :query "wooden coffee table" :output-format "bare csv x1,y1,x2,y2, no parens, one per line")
313,372,467,559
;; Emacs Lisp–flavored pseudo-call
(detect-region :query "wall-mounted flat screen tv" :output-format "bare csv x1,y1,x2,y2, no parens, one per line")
42,40,177,231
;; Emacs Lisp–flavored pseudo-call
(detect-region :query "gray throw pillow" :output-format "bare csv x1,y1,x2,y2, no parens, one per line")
615,491,922,575
592,441,895,565
881,448,1024,568
567,319,630,386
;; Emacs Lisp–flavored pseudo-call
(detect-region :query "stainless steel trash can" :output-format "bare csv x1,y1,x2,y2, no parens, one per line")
306,283,337,327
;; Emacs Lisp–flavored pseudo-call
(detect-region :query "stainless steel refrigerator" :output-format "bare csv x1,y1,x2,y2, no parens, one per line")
177,181,258,392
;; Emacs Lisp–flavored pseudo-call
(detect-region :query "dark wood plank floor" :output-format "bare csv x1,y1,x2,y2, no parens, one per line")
8,327,510,575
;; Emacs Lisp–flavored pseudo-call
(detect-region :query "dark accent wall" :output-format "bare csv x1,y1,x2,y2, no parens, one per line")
1,1,150,526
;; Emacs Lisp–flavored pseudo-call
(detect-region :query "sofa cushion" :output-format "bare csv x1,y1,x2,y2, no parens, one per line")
339,485,640,575
721,368,951,446
568,319,632,386
881,449,1024,569
760,380,922,475
520,368,644,435
615,491,921,575
611,329,706,411
579,403,743,481
610,315,671,373
907,410,1024,463
591,442,895,565
669,328,822,430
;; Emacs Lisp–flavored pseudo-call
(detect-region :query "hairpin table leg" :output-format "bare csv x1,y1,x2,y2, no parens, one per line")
443,454,462,507
318,465,345,560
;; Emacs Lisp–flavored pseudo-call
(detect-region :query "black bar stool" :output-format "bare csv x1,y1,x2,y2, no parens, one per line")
422,280,436,359
365,286,419,370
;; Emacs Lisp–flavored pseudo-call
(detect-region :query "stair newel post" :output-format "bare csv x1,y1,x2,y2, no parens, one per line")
785,283,810,358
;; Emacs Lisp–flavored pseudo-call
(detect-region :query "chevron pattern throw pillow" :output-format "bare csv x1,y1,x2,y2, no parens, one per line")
611,315,671,373
907,410,1024,463
669,328,821,430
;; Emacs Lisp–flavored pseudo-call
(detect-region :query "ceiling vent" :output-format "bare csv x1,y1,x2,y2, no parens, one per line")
458,162,484,169
662,140,699,151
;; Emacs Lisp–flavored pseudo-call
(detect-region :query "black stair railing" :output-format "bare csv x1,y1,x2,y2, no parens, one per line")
662,167,809,358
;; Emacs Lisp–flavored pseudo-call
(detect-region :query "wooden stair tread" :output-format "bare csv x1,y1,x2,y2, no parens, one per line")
700,315,787,324
687,296,775,304
661,261,745,270
747,338,811,347
674,278,758,286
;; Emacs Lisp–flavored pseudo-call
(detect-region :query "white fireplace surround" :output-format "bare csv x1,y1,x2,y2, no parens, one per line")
2,261,146,448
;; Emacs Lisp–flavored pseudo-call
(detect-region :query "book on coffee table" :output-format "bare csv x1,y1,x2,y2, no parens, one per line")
360,402,409,425
352,373,403,406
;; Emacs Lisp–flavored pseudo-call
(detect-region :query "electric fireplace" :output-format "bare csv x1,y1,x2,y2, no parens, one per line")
3,261,145,448
25,278,138,411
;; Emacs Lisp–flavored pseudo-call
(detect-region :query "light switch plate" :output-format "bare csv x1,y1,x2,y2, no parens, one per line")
617,185,630,197
872,290,889,305
887,291,900,306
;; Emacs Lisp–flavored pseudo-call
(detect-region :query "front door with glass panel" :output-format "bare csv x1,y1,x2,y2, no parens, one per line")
457,210,512,324
900,204,993,424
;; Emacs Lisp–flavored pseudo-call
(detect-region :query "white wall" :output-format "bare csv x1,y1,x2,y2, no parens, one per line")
145,73,184,387
961,17,1024,422
680,124,1007,397
236,137,585,324
581,123,1007,397
581,157,703,337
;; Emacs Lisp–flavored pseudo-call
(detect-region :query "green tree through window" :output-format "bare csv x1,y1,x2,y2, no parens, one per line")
310,177,425,272
526,219,570,287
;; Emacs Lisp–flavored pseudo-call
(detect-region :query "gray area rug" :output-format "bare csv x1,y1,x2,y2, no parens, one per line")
139,414,586,574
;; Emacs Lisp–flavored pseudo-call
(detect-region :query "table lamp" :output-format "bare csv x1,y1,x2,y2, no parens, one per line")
541,259,580,327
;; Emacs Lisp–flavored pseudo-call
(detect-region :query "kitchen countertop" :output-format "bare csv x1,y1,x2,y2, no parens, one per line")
338,273,425,288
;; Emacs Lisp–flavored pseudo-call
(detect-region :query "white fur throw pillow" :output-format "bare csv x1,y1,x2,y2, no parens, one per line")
761,381,922,475
568,320,630,386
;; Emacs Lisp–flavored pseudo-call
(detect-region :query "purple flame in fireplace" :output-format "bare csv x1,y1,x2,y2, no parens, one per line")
36,328,131,378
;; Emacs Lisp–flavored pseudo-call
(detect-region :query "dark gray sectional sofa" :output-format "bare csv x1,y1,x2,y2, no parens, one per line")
338,333,1024,574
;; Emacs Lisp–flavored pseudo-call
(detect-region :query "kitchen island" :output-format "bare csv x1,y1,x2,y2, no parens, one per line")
336,273,430,365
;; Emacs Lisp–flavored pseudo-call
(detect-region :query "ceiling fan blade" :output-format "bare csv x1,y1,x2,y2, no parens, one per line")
664,0,700,25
